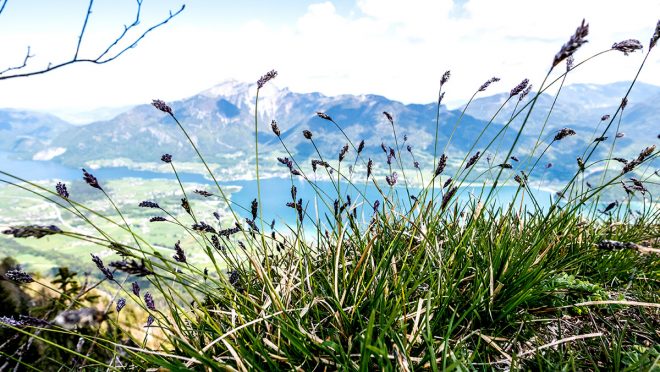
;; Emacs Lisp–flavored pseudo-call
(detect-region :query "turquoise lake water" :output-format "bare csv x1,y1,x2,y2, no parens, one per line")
0,151,553,228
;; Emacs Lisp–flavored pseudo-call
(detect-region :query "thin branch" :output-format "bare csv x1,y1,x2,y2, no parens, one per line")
0,46,34,76
74,0,95,60
97,4,185,65
96,0,144,60
0,0,8,16
0,2,185,81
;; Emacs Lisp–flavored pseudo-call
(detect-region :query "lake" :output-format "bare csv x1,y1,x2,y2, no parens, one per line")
0,151,552,228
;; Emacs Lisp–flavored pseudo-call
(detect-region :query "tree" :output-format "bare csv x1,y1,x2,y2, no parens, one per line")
0,0,185,81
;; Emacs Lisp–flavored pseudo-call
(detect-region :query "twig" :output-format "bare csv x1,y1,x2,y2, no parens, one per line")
0,1,185,81
479,332,512,362
491,332,603,365
555,300,660,310
0,46,34,75
74,0,94,60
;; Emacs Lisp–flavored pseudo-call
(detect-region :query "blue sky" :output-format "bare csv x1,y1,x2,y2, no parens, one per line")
1,0,659,120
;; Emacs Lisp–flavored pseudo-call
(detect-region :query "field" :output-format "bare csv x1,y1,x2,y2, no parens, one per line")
0,179,239,273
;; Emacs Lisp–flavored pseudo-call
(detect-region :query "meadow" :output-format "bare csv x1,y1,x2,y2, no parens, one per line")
0,19,659,370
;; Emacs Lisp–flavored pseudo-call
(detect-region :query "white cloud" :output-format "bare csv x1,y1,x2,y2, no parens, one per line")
1,0,659,114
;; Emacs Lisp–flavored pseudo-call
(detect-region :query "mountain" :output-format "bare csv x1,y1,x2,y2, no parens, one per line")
0,109,72,159
463,81,660,146
1,80,658,183
48,80,525,171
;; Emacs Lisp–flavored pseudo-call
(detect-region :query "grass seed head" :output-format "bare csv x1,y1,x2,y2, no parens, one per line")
151,99,173,114
465,151,481,169
116,298,126,313
173,240,186,263
132,282,140,296
367,158,373,179
440,70,451,86
316,112,333,121
82,168,102,190
91,254,113,281
3,267,34,283
110,259,153,276
3,225,62,239
649,19,660,50
144,292,156,310
519,84,533,101
181,198,191,214
554,128,576,141
553,19,589,67
386,172,398,186
383,111,394,125
339,144,349,162
509,78,529,98
251,198,258,220
566,55,574,71
139,201,160,209
257,69,278,89
194,189,212,197
56,182,69,198
478,77,500,92
612,39,643,55
435,154,448,176
192,221,217,234
271,120,281,137
441,186,458,210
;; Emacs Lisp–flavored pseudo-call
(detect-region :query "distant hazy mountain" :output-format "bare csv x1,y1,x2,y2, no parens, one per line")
45,80,524,169
1,80,658,182
0,109,72,157
463,81,660,145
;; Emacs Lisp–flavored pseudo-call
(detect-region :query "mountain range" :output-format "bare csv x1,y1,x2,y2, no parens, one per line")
1,80,658,182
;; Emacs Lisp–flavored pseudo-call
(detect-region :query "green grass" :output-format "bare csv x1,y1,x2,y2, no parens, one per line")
1,19,659,371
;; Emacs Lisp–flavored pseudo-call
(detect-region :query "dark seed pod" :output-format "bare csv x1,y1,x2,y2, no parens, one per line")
56,182,69,199
435,154,447,177
257,70,278,89
465,151,481,169
152,99,173,114
552,19,589,68
554,128,576,141
82,169,102,190
386,172,398,186
316,112,333,121
271,120,281,137
339,144,349,162
173,240,186,263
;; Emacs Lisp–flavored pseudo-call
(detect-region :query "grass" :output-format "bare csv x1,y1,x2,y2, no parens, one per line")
0,19,659,371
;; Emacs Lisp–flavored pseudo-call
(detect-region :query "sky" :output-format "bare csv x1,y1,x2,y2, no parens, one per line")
1,0,659,122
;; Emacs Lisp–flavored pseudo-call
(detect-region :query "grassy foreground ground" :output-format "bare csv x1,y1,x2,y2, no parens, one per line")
1,19,659,371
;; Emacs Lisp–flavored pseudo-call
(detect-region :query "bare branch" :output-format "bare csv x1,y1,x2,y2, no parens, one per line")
0,0,7,16
0,1,185,81
74,0,95,60
0,46,34,76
